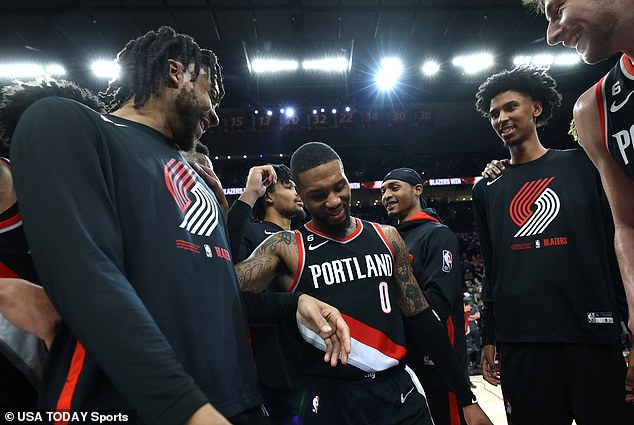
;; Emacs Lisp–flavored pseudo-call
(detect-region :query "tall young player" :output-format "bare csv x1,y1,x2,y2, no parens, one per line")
474,65,633,424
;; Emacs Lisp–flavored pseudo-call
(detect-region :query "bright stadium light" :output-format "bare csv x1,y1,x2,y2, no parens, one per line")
375,57,403,91
421,60,440,76
45,64,66,76
452,53,494,74
302,57,348,72
285,108,295,118
92,60,120,79
251,59,299,73
0,63,66,78
554,53,581,66
514,52,580,67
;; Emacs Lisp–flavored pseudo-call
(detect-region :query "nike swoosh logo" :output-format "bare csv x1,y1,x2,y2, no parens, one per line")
308,241,328,250
486,175,503,186
400,387,415,403
610,89,634,113
264,230,276,235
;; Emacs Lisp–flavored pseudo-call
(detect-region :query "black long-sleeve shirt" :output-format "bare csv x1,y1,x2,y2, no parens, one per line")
473,149,624,346
11,97,296,424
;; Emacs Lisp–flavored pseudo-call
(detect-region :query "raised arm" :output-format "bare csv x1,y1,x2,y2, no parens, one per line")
574,88,634,402
235,230,297,292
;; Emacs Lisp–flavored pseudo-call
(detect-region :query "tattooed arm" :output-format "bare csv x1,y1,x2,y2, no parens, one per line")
380,224,430,316
380,225,487,418
235,230,297,292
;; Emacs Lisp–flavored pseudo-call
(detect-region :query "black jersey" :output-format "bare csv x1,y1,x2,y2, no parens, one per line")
0,159,38,283
595,54,634,179
292,218,407,379
11,97,260,423
0,158,44,409
473,149,623,345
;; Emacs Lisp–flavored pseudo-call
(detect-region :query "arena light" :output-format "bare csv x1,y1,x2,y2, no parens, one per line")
266,110,273,116
421,60,440,76
345,106,351,112
0,63,66,78
302,57,348,72
553,53,581,66
514,54,554,66
285,107,295,118
91,60,120,79
375,57,403,91
514,53,580,67
45,64,66,76
251,58,299,73
452,53,494,74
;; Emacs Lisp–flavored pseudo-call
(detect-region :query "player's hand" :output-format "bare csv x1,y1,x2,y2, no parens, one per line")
296,294,351,367
239,165,277,207
481,344,500,386
192,162,229,220
463,403,494,425
626,348,634,403
481,159,509,180
183,403,231,425
0,278,60,349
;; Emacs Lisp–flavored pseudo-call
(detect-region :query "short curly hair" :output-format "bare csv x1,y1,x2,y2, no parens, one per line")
475,65,562,128
102,26,224,113
0,79,104,153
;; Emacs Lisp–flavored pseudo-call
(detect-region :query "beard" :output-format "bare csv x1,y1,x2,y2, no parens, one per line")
321,202,351,237
172,87,204,152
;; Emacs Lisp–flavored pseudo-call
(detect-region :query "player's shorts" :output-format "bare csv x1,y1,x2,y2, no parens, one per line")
259,383,302,425
298,365,429,425
498,342,634,425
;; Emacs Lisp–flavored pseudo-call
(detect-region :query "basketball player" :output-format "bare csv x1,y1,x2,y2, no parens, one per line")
381,167,469,425
0,79,103,409
235,142,493,425
227,163,306,424
474,64,633,424
495,1,634,398
10,27,350,425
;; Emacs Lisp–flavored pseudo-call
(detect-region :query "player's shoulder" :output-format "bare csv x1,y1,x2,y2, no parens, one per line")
574,84,600,119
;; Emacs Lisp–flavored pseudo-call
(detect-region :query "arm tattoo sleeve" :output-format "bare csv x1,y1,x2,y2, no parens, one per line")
235,231,294,292
383,225,429,316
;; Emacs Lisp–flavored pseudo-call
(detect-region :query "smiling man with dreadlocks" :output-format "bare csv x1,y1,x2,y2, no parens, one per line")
10,26,350,425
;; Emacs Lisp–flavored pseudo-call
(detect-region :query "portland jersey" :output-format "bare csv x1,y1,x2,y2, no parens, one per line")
291,218,407,379
0,157,45,406
595,54,634,179
0,158,38,283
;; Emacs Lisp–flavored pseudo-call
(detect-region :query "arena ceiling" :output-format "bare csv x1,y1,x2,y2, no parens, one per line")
1,0,618,157
1,1,615,104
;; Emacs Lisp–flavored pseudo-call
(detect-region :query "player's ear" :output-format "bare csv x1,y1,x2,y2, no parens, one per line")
532,100,544,120
412,183,424,197
166,59,184,88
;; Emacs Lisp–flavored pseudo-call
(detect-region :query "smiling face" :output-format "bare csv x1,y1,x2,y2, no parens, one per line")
296,160,351,236
380,179,422,222
488,90,543,147
170,64,220,151
544,0,619,64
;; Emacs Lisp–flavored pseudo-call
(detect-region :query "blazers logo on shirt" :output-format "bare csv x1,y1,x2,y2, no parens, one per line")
509,177,560,238
164,158,219,236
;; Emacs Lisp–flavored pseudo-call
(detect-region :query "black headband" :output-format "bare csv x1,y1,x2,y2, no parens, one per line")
382,167,423,186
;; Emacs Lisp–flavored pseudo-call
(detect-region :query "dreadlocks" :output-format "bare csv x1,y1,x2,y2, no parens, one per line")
102,26,224,113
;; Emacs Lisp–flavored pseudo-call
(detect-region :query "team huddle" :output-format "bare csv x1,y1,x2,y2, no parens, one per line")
1,0,634,424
